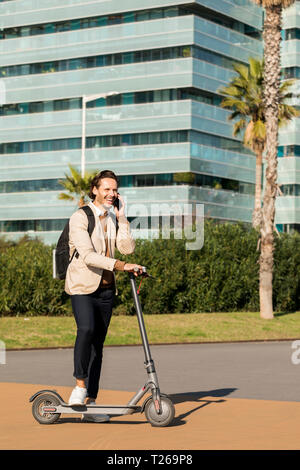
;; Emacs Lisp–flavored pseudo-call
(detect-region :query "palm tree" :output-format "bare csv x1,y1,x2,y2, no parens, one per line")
251,0,296,319
58,164,97,207
219,57,298,229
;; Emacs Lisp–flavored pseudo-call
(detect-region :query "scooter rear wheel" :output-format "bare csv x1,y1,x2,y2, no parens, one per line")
32,393,61,425
144,396,175,427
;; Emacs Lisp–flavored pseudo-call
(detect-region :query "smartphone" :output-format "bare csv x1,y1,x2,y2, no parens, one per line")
113,193,120,210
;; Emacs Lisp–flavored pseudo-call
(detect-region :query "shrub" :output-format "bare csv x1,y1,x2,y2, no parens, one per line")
0,222,299,316
0,237,70,316
273,232,300,312
185,222,260,312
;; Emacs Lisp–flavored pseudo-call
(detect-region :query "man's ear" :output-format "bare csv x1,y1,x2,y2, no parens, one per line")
92,186,97,196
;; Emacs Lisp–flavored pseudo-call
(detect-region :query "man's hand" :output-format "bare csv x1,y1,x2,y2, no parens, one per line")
114,193,125,219
123,263,144,276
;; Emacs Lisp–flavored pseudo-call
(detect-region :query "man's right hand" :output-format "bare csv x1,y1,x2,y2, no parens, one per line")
123,263,144,276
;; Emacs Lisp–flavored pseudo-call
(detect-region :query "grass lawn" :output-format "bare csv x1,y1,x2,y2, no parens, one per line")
1,312,300,350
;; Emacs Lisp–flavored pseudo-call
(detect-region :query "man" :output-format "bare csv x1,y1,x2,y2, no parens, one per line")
65,169,143,422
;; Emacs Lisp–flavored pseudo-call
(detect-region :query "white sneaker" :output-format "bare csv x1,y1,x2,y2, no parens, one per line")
81,401,110,423
68,386,87,406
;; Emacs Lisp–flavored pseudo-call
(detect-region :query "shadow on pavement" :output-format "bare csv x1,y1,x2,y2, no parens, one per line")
168,388,237,427
169,388,237,404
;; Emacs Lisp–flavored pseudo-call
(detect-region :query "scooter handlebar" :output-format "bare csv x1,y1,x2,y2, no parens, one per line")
133,266,145,273
133,266,154,278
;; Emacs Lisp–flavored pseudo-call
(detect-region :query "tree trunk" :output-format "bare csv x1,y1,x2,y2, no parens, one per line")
252,150,263,229
259,5,282,319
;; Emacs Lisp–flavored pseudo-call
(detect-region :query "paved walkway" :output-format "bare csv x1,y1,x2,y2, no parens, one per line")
1,341,300,450
1,382,300,450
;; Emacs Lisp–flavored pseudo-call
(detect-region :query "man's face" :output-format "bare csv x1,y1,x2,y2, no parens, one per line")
92,177,118,207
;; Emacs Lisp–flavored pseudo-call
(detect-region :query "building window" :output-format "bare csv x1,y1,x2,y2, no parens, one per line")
0,5,261,39
0,44,245,79
0,219,69,232
0,131,190,154
0,172,255,195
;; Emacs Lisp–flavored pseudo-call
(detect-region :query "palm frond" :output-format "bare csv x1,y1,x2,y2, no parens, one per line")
233,63,249,82
227,110,243,121
280,79,296,92
279,104,300,126
220,85,241,98
249,57,263,81
233,118,247,137
253,119,266,140
218,55,298,156
58,192,75,201
57,164,98,205
221,97,250,115
68,164,82,184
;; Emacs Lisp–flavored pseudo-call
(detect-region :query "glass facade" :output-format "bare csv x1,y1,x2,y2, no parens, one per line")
0,130,251,155
281,184,300,196
0,219,69,233
0,45,246,78
284,29,300,40
0,172,255,195
283,67,300,79
0,5,261,40
278,2,300,232
0,87,222,117
0,0,264,242
278,145,300,157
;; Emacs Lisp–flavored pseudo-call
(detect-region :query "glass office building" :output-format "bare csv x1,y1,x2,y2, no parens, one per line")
0,0,264,243
276,1,300,233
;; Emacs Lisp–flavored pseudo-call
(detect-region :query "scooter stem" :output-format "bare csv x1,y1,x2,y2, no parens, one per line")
128,272,162,413
129,272,152,365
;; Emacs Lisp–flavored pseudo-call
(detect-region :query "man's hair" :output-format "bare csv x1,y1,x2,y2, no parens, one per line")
89,170,119,201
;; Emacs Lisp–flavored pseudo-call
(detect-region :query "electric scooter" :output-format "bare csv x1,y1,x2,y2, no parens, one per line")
29,267,175,427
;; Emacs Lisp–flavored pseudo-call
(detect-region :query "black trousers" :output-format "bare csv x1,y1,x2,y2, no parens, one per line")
71,285,115,399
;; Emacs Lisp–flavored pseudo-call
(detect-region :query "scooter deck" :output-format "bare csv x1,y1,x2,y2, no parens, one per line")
30,390,141,416
42,403,141,416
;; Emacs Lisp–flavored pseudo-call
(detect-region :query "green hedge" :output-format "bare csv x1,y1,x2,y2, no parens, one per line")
0,236,70,316
0,222,299,316
114,222,261,314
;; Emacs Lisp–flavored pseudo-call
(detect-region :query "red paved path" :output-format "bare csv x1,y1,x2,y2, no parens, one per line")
1,383,300,450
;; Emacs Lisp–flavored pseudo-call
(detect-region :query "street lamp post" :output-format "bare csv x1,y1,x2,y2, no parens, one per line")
81,91,119,177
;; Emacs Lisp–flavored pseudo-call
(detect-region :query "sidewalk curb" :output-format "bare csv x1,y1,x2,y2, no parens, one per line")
6,337,300,352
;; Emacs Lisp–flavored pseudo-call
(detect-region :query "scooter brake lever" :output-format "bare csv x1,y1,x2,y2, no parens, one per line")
143,272,155,279
134,266,155,279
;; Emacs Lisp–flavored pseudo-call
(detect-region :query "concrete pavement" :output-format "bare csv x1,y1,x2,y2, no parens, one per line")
1,382,300,450
1,341,300,450
1,341,300,401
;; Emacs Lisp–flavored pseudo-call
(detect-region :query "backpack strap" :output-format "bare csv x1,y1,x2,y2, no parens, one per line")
80,205,95,237
73,205,96,260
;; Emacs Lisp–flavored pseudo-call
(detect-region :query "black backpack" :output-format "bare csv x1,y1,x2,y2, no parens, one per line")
54,205,95,280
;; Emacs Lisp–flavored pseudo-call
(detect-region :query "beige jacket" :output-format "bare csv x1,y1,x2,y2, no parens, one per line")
65,202,135,295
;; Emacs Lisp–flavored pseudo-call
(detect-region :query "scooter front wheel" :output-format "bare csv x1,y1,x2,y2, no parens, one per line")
144,396,175,427
32,393,61,425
